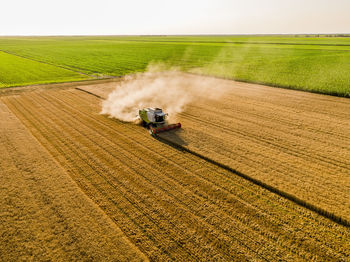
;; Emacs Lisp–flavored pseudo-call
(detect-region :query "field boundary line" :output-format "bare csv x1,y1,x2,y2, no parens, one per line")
155,135,350,228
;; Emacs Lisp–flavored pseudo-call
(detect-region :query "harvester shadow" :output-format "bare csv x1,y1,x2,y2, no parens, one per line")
156,129,188,146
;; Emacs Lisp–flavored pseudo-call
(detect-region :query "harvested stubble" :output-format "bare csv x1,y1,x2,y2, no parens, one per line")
0,101,146,261
2,86,349,261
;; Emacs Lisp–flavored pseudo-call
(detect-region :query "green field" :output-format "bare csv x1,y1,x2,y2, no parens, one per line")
0,51,88,88
1,35,350,96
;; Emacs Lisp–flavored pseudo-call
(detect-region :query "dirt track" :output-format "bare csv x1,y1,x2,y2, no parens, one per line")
1,82,350,260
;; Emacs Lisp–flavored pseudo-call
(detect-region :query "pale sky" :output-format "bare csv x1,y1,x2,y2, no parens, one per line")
1,0,349,35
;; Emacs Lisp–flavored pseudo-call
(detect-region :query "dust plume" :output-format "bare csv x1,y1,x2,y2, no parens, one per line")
101,66,228,122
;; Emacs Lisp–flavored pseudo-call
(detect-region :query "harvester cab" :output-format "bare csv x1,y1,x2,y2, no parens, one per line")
139,107,181,136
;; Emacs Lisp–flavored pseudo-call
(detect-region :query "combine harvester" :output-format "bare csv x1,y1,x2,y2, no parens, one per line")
139,108,181,136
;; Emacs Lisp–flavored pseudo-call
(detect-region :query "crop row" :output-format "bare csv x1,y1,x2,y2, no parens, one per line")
3,89,349,260
0,101,145,261
0,51,87,88
159,83,350,221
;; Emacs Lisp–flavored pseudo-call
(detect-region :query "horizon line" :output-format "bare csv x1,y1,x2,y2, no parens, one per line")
1,33,350,37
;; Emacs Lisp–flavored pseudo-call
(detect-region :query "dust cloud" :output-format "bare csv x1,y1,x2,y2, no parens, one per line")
101,66,228,122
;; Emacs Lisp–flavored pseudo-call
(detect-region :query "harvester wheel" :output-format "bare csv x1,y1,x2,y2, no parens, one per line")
141,120,147,127
149,128,157,137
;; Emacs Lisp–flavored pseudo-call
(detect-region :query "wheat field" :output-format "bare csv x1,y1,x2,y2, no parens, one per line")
1,76,349,260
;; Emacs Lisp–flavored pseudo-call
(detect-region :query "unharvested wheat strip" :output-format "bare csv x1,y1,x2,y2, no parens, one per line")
189,79,350,122
211,112,350,154
196,83,350,146
33,90,350,260
203,108,350,167
183,104,350,169
221,91,350,122
182,114,350,179
183,114,348,201
188,101,350,158
0,100,147,261
229,82,350,116
208,92,350,163
181,113,350,187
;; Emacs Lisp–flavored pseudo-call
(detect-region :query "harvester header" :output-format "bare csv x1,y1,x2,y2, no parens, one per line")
139,108,181,136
